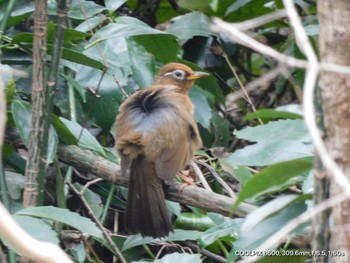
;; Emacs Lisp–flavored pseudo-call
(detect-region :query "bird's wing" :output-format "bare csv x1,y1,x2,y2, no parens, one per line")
155,142,191,184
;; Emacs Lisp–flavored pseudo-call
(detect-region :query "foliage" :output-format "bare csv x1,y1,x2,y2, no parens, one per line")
0,0,318,262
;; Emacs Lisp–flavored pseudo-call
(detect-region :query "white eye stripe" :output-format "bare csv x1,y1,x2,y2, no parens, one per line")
164,70,186,81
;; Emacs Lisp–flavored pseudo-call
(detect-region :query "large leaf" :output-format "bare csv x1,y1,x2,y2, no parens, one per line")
232,158,312,211
0,0,34,28
105,0,126,11
199,218,243,248
156,253,202,263
48,0,106,20
229,202,308,262
244,109,302,121
127,40,155,88
5,171,24,200
16,206,103,238
122,230,203,250
225,119,312,166
92,18,168,44
189,86,212,129
241,194,311,232
225,0,275,22
174,213,216,232
166,12,213,42
11,22,91,45
74,182,104,219
58,117,105,156
133,34,180,63
235,119,309,142
13,215,59,244
11,100,58,165
177,0,213,10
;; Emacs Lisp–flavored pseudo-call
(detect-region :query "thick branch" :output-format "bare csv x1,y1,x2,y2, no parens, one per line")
57,145,255,217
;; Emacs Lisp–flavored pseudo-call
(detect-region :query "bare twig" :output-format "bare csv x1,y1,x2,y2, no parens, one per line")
232,10,287,31
67,181,127,263
221,52,263,125
190,160,212,192
195,159,237,199
211,18,308,69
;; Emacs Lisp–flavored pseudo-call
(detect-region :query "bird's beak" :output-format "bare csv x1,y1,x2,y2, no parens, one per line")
187,71,209,80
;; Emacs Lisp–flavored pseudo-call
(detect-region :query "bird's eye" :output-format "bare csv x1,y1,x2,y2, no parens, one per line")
171,70,186,80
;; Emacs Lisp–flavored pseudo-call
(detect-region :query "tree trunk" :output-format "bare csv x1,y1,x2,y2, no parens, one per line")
23,0,48,207
318,0,350,261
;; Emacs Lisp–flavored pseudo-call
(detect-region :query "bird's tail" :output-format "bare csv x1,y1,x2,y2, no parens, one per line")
125,155,173,238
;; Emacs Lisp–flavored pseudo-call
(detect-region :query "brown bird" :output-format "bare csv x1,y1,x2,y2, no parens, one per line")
115,63,208,238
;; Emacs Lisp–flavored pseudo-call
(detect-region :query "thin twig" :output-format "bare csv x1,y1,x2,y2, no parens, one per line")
221,52,263,125
67,181,127,263
80,178,103,194
211,18,308,69
190,160,212,192
194,159,236,199
77,69,106,143
232,10,287,31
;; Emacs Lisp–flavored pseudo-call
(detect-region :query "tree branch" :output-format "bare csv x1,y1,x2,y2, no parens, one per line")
57,145,256,218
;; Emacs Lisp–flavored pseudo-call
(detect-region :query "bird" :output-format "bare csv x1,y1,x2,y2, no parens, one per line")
115,62,209,238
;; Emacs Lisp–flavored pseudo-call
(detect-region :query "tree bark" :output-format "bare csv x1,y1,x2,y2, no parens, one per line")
318,0,350,261
23,0,48,207
57,145,256,217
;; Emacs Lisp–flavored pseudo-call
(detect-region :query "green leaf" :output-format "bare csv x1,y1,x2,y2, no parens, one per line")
133,34,180,63
241,194,311,232
122,230,203,250
211,112,230,147
199,218,243,248
127,40,155,88
60,73,86,102
166,12,213,42
16,206,103,238
48,0,106,20
190,86,212,129
225,0,274,22
226,119,313,166
174,213,216,231
177,0,213,10
61,47,106,70
5,171,24,200
93,19,168,44
13,215,59,244
219,160,253,185
156,253,202,263
75,15,108,32
0,0,34,28
58,117,105,156
105,0,126,11
11,23,90,45
11,100,58,165
74,182,104,219
234,119,309,142
229,202,307,262
51,115,78,145
232,159,312,211
244,109,302,121
225,140,313,166
11,100,31,146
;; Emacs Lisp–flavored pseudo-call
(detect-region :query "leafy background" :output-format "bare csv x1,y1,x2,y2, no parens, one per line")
1,0,317,262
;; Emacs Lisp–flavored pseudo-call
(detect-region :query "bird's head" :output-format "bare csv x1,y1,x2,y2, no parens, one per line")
153,63,209,91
